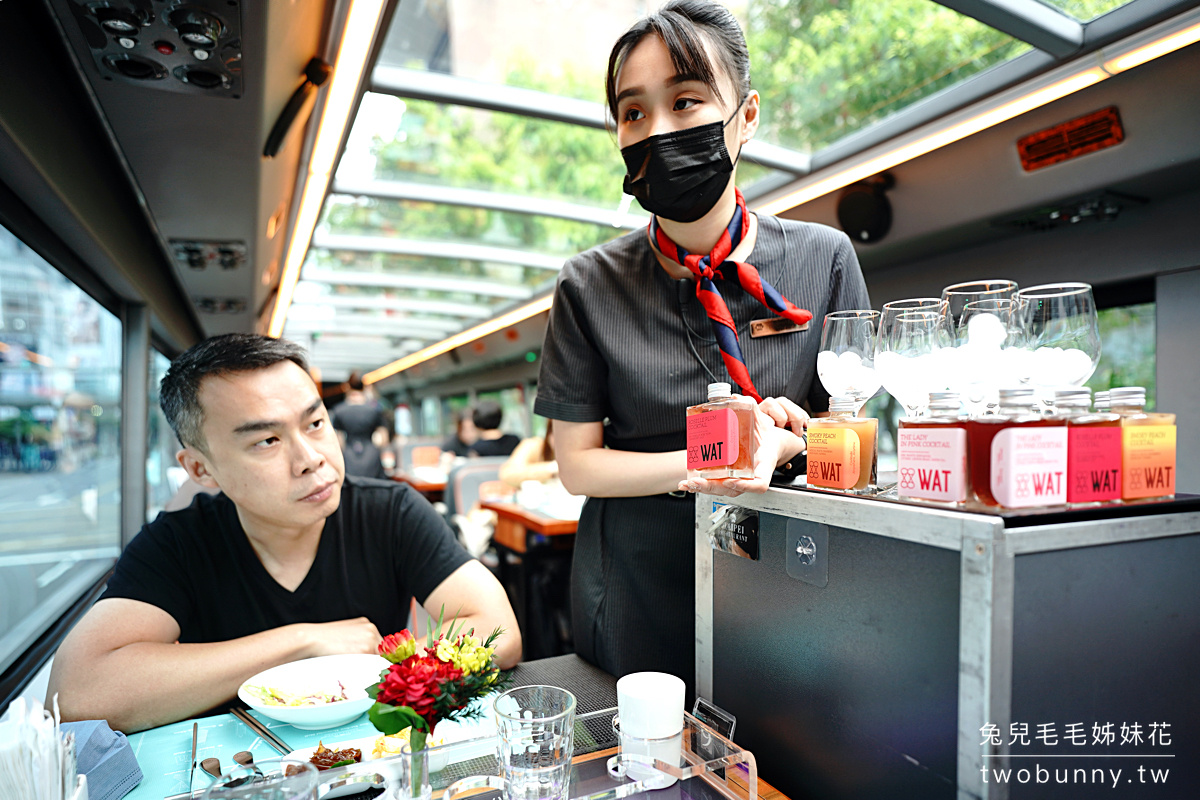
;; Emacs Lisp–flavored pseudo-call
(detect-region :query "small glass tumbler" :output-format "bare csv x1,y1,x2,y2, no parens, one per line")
200,759,317,800
445,685,577,800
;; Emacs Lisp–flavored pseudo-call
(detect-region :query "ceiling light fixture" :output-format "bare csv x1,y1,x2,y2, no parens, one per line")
363,295,553,385
267,0,387,338
754,6,1200,216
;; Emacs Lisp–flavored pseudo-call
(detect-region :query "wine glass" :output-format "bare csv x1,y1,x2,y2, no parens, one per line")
956,298,1027,413
817,310,881,413
1015,283,1101,409
878,297,947,341
941,279,1019,329
875,310,950,419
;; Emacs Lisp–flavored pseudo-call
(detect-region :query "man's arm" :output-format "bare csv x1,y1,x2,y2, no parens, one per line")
423,561,521,668
46,598,382,733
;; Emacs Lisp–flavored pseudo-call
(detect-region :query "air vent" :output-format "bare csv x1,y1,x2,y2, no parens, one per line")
195,297,247,314
1017,107,1124,172
994,191,1145,232
171,239,247,270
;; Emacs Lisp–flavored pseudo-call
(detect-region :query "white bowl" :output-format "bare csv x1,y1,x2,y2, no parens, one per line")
238,654,390,730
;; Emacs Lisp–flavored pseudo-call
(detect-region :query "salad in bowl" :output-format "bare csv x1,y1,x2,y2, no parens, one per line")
238,654,390,730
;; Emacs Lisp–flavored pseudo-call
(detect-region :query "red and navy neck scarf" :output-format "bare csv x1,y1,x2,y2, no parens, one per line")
651,189,813,402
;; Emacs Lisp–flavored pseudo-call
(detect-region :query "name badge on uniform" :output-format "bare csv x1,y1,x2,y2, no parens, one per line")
750,318,809,338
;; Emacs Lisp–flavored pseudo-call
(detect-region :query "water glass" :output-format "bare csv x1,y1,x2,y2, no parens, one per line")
201,759,317,800
446,685,576,800
817,310,881,413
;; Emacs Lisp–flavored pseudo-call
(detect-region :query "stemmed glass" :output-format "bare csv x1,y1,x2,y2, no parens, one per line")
875,309,950,419
941,280,1019,329
878,298,947,341
956,298,1027,413
1015,283,1102,408
817,310,881,413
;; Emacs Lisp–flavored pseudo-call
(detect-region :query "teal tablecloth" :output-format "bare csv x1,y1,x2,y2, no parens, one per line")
123,709,380,799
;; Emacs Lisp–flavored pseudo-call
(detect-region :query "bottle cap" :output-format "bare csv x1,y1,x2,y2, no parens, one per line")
998,387,1035,400
1094,390,1110,409
928,391,961,413
828,396,857,413
1054,387,1091,407
707,382,733,400
1109,386,1146,406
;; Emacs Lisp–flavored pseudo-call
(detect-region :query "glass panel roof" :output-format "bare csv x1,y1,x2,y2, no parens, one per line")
322,195,631,256
338,95,628,210
304,247,555,291
1037,0,1136,23
291,0,1174,379
744,1,1032,152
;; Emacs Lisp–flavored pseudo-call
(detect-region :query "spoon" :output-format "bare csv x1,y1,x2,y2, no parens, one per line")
232,751,254,767
201,757,222,778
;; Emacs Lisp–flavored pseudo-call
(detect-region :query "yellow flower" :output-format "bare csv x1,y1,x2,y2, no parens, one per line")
435,634,495,674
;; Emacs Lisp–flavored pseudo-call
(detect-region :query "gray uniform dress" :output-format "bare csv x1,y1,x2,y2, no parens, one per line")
534,214,870,696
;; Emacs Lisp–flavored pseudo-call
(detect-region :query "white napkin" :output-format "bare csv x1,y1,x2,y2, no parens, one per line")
0,696,82,800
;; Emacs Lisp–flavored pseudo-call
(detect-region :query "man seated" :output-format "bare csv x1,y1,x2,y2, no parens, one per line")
48,334,521,732
466,401,520,457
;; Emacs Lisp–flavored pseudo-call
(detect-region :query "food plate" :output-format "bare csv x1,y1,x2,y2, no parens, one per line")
238,654,390,730
284,716,498,798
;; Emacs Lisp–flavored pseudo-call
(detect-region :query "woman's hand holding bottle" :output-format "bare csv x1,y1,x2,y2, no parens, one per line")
679,395,807,497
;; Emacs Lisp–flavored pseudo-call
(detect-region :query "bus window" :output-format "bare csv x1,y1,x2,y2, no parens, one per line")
0,223,123,676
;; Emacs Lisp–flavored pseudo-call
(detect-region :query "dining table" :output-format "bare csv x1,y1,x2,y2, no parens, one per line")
120,654,789,800
391,472,447,503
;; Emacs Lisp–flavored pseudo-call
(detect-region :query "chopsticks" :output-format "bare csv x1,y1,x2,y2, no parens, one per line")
227,708,292,755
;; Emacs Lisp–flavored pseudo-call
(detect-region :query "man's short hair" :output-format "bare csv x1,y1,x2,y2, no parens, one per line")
472,400,503,432
161,333,310,452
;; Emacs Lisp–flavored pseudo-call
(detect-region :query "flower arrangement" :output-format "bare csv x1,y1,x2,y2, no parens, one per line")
366,610,508,756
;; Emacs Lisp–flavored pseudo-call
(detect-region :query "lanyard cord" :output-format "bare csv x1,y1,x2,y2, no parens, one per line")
675,278,720,384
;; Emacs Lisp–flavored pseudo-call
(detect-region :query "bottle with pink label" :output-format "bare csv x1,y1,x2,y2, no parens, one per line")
686,382,757,481
897,391,968,505
1054,387,1121,506
968,387,1067,508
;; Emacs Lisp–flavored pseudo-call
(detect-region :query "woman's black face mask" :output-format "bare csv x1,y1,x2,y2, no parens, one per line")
620,105,743,223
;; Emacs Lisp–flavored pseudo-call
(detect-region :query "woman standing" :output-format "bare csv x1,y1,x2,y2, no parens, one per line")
534,0,869,696
331,372,389,480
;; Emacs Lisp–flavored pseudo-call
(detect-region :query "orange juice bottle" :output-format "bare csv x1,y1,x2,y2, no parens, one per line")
1109,386,1176,500
806,397,877,494
687,382,756,480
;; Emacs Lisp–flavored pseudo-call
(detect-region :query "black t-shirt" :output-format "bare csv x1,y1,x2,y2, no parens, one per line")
100,477,473,643
469,435,520,457
441,434,472,458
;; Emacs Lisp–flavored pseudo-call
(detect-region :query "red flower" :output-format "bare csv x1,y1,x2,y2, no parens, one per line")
378,630,418,663
376,653,463,729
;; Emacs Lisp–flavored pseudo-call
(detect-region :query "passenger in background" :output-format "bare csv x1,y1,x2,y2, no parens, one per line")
47,334,520,732
534,0,869,697
467,400,520,457
330,371,389,479
499,419,558,488
441,409,478,460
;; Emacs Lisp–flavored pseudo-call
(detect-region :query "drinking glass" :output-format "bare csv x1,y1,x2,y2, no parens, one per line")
817,310,881,413
1015,283,1101,407
201,759,317,800
941,279,1018,329
878,298,946,341
875,310,950,418
446,686,576,800
956,298,1027,412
